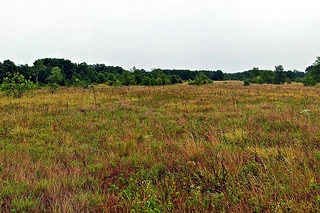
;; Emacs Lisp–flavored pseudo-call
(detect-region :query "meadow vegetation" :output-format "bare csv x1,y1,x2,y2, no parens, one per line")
1,82,320,212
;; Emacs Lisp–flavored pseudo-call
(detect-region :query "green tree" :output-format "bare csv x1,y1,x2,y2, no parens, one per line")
308,59,320,82
97,73,106,83
46,67,64,94
170,75,183,84
107,74,116,86
302,57,320,86
141,76,151,86
250,67,260,78
261,71,274,84
33,60,47,84
313,56,320,66
274,65,286,84
120,71,136,86
0,72,35,98
155,77,163,85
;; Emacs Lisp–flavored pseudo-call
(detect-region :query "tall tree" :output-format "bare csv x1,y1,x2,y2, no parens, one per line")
274,65,286,84
33,60,47,84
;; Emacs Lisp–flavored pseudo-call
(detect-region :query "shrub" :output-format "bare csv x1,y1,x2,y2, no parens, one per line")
243,79,250,86
251,76,264,84
302,75,317,86
188,73,212,85
0,72,35,98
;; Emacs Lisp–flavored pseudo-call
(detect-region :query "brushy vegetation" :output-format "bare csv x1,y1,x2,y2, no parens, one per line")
0,73,35,98
1,58,315,89
239,58,320,87
1,82,320,212
188,73,213,85
243,79,251,86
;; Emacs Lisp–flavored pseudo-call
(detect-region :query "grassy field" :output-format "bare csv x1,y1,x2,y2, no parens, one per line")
1,82,320,212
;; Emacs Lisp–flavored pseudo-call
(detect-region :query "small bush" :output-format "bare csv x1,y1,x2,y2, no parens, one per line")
251,76,264,84
188,73,212,85
0,72,35,98
243,79,250,86
302,75,317,86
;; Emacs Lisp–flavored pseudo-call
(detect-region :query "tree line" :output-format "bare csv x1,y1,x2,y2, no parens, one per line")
1,57,320,97
301,57,320,86
0,58,226,87
223,57,320,86
224,66,305,85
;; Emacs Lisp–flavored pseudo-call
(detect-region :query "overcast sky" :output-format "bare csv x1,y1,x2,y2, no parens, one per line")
0,0,319,72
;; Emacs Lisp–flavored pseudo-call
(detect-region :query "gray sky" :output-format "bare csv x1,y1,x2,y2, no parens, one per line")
1,0,319,72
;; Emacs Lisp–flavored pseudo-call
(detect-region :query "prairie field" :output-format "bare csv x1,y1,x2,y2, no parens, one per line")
1,82,320,212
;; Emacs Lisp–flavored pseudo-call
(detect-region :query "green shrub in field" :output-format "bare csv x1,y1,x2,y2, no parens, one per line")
243,79,250,86
0,72,35,98
251,75,264,84
301,74,317,86
189,73,213,85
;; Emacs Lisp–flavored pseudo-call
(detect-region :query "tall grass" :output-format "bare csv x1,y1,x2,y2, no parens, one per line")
0,82,320,212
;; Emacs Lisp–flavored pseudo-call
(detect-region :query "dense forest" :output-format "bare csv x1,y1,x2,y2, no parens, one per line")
1,57,320,88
